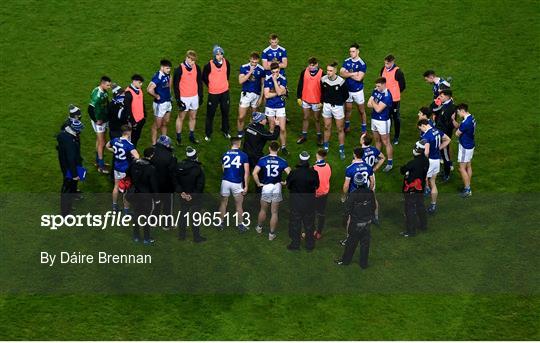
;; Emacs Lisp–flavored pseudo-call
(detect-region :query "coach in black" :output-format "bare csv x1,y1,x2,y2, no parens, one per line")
174,146,207,243
286,151,319,251
335,173,376,269
433,89,455,181
243,111,281,169
400,140,429,237
151,135,177,224
107,84,128,140
57,119,84,216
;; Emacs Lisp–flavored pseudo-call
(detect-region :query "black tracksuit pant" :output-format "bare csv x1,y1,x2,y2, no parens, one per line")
404,192,427,235
131,195,154,241
60,177,78,216
391,101,401,140
288,204,315,249
178,199,203,240
205,91,230,137
131,118,146,148
314,195,328,232
341,221,371,268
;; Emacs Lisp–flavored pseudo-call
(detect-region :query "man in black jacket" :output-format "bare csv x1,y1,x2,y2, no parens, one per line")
151,135,177,226
335,173,376,269
243,111,281,169
107,84,127,140
174,146,207,242
433,89,455,181
286,151,319,251
129,147,159,244
57,119,84,216
400,140,429,237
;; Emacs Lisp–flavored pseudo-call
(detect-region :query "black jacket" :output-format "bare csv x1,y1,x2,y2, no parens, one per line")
321,75,349,106
130,159,159,194
344,187,376,223
107,96,128,133
434,99,456,136
57,130,82,177
202,59,231,89
150,144,177,193
400,155,429,193
243,122,280,162
123,85,147,126
286,162,319,207
174,159,205,195
172,63,204,104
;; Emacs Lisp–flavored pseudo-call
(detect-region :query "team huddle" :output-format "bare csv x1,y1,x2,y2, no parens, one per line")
56,33,477,267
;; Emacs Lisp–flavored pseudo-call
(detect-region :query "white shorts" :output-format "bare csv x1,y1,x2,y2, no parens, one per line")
302,101,321,112
220,180,244,197
427,158,440,178
180,96,199,111
265,107,286,118
322,103,345,120
114,170,126,181
91,120,108,133
458,144,475,163
261,183,283,203
371,119,391,135
240,92,261,108
153,101,172,118
346,89,365,104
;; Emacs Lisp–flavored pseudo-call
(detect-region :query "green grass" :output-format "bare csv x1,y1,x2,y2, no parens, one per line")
1,0,539,340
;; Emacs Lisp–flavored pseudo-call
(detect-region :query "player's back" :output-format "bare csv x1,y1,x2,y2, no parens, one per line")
112,137,134,172
258,155,288,184
222,149,248,183
362,146,380,168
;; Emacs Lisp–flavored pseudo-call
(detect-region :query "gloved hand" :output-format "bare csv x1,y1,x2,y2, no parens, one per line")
296,99,302,106
177,99,186,111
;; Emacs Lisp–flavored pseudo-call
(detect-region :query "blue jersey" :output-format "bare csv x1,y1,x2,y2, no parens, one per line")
421,127,443,160
433,77,451,99
240,63,265,94
459,114,476,149
257,155,288,184
362,146,381,168
264,75,287,108
151,71,171,103
222,149,249,183
110,137,135,172
345,161,373,192
262,45,287,75
418,119,436,138
370,88,393,120
342,57,367,92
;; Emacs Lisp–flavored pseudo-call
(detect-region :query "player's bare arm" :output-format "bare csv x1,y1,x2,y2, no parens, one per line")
252,165,262,187
147,82,160,101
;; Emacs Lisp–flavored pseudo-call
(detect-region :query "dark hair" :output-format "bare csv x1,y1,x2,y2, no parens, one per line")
308,57,318,65
270,62,279,70
353,147,363,159
230,136,242,145
250,51,260,60
100,76,111,83
327,60,338,69
120,124,132,133
269,33,279,40
440,89,453,97
384,54,395,62
316,149,327,158
362,134,372,146
423,70,435,78
417,119,430,127
375,77,386,84
269,141,280,152
143,147,155,158
456,103,469,112
131,74,144,82
350,43,360,50
419,107,432,118
160,59,172,67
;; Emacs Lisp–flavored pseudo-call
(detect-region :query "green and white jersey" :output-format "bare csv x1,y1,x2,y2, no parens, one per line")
89,86,109,121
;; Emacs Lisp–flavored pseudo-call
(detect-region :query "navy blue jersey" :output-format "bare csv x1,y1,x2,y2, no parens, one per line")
345,161,373,192
110,137,135,172
362,146,381,168
257,155,288,184
264,75,287,108
342,57,367,92
459,114,476,149
240,63,265,94
222,149,249,183
421,127,443,160
370,88,393,120
151,71,171,103
433,77,451,99
262,45,287,75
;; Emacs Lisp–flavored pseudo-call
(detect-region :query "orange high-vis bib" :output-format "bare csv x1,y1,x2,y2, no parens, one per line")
302,67,323,103
382,66,400,101
180,63,198,97
314,163,331,197
208,58,229,94
126,87,144,122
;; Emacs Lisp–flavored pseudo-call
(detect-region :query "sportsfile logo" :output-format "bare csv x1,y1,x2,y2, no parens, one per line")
40,211,250,230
